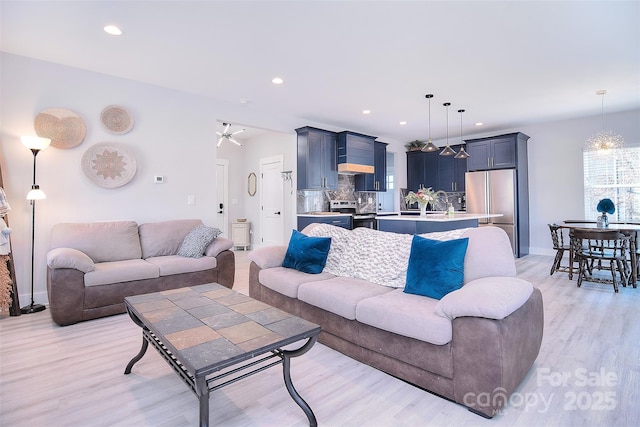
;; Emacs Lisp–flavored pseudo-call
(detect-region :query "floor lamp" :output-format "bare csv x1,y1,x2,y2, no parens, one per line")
20,136,50,314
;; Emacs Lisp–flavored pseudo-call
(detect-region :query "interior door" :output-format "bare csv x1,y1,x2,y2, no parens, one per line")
215,159,229,237
260,156,284,246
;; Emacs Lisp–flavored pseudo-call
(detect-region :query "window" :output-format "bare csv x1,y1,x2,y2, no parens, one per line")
583,146,640,221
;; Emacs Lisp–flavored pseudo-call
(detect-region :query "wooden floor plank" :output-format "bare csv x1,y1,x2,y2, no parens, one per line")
1,251,639,426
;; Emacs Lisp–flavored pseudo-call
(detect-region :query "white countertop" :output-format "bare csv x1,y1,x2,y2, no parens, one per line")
297,213,351,217
376,213,503,222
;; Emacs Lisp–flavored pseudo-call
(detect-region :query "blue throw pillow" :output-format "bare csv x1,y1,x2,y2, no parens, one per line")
282,229,331,274
404,235,469,300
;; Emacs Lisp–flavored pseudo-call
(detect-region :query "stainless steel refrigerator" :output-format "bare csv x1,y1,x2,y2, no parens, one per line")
466,169,526,257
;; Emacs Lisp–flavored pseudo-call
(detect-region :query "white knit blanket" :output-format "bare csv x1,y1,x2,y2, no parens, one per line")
305,224,469,288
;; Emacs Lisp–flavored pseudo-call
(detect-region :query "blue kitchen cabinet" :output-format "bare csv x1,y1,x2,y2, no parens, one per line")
355,141,388,191
406,150,438,192
296,126,338,190
437,144,467,192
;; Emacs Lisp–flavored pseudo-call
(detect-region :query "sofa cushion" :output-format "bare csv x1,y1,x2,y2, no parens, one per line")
404,235,469,300
435,276,533,321
259,267,335,298
282,230,331,274
177,225,221,258
145,255,217,276
47,247,95,273
50,221,142,262
356,289,453,345
305,224,469,288
298,277,393,320
84,259,159,287
138,219,203,258
461,226,516,283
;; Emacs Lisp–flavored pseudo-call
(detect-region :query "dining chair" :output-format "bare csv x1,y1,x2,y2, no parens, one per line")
569,228,630,293
548,224,572,276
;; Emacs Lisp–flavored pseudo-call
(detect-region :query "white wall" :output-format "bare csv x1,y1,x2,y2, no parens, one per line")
0,53,352,305
241,131,297,248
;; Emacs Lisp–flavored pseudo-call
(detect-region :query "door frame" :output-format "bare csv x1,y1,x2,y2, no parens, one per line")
259,154,284,247
216,159,229,237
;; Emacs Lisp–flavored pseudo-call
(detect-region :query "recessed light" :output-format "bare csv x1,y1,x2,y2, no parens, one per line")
272,77,284,85
104,25,123,36
399,121,407,125
362,110,371,115
475,122,484,126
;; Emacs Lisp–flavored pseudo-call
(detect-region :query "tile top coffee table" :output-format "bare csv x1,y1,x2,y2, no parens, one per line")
123,283,321,427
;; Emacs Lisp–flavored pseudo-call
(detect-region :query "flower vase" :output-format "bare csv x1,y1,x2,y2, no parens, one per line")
420,203,427,217
597,213,609,228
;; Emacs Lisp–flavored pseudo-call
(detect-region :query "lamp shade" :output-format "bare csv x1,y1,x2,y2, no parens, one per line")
26,185,46,200
21,136,51,151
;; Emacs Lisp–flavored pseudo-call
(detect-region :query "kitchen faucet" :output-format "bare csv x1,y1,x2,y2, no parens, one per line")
435,190,449,211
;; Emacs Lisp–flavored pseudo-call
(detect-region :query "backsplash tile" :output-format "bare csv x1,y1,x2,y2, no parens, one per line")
297,175,377,213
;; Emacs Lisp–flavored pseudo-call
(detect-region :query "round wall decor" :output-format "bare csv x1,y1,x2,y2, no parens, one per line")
34,108,86,149
100,105,134,134
81,142,137,188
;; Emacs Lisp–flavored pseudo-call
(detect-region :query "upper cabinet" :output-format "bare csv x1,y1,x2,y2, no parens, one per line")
296,126,338,190
406,145,467,192
336,131,376,174
466,133,529,171
436,144,467,192
406,150,438,192
355,141,388,191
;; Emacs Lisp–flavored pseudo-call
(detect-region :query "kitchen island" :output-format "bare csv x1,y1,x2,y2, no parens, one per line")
376,213,503,234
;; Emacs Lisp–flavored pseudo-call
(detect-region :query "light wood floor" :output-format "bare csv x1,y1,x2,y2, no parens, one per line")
1,251,639,426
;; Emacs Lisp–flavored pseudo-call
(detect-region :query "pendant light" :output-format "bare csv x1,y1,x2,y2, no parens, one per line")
584,90,624,152
454,109,470,159
421,94,439,152
439,102,456,156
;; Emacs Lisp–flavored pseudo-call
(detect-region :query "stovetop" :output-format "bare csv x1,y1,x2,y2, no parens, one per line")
330,200,376,217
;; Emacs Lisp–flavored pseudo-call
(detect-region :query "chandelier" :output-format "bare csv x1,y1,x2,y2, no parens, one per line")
584,90,623,152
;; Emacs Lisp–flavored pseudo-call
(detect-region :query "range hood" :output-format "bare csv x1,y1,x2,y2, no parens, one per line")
338,163,374,174
337,131,376,175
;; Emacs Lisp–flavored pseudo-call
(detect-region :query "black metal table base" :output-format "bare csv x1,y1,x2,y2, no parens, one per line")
124,308,317,427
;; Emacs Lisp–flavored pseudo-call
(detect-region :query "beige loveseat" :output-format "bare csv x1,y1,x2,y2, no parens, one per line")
248,224,543,418
46,219,235,326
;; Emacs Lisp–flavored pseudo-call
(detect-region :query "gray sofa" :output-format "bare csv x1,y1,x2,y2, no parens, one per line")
248,224,543,418
46,219,235,326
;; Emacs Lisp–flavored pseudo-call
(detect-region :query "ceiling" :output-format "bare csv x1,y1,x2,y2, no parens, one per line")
2,1,639,144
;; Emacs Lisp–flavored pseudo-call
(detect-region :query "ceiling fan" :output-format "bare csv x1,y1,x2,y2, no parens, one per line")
216,122,245,147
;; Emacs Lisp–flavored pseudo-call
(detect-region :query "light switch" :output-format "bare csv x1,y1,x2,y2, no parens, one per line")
187,195,195,205
154,176,164,184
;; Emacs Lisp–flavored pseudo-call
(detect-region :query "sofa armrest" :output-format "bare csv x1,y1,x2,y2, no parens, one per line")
435,277,533,321
451,288,543,417
248,245,287,269
205,237,233,257
47,247,95,273
47,267,86,326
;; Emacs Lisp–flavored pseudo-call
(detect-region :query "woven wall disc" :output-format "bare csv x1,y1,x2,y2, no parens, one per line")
81,142,137,188
100,105,134,134
34,108,87,149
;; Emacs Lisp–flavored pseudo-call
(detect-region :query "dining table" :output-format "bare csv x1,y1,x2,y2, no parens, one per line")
561,221,640,287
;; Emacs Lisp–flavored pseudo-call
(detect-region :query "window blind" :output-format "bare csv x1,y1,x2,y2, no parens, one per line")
583,146,640,221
